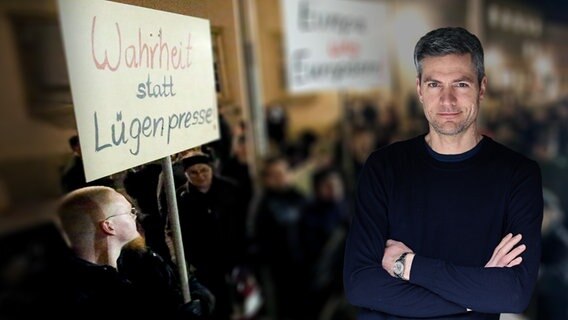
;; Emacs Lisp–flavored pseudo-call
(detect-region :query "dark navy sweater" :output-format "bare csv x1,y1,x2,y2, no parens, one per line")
343,134,543,319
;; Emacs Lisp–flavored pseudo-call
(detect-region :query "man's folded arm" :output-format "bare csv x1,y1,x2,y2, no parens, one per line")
344,157,466,318
408,162,543,313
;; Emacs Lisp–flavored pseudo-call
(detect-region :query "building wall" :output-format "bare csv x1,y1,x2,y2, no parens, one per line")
0,0,73,211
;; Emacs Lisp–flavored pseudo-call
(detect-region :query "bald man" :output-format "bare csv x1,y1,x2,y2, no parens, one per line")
52,186,204,319
58,186,140,268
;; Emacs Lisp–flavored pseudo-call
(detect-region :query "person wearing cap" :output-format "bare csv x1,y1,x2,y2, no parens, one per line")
175,151,248,320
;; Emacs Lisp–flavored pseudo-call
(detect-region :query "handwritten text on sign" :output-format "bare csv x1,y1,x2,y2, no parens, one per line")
58,0,218,181
281,0,390,93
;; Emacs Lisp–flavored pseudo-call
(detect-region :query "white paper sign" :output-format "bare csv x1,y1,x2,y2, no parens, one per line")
281,0,390,93
58,0,219,181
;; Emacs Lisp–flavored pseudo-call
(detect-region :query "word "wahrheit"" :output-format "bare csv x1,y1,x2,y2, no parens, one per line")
91,16,193,72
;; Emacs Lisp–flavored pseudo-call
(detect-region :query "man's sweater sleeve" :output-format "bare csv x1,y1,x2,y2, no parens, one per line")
409,160,543,314
343,153,466,318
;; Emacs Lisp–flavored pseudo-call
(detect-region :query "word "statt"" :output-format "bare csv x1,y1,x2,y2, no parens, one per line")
137,74,176,99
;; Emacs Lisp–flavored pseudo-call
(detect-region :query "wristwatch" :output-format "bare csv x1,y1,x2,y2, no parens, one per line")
393,252,411,280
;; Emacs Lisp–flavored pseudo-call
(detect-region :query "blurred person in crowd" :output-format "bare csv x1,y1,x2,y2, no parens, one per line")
333,122,376,198
251,155,307,320
532,188,568,320
204,103,233,172
52,186,205,318
175,151,248,320
484,94,534,155
284,130,332,198
375,103,402,149
344,27,543,319
285,130,318,168
157,147,199,229
60,134,114,193
266,104,289,155
404,95,430,138
347,125,376,185
529,122,568,231
221,134,254,207
555,100,568,159
299,166,351,319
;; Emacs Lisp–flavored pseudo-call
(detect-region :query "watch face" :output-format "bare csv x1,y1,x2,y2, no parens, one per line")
393,261,403,276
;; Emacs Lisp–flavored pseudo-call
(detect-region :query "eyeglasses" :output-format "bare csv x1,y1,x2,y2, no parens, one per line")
103,207,138,221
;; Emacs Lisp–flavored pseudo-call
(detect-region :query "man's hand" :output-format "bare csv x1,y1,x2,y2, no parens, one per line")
485,233,525,268
382,239,414,279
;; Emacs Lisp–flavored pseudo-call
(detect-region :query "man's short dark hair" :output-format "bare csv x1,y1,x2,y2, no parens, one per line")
413,27,485,84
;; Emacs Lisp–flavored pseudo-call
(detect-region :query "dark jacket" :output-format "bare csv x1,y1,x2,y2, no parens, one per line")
45,254,144,318
344,135,543,319
175,176,248,319
118,240,215,319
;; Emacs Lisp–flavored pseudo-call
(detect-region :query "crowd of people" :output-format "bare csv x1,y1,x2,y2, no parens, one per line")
45,91,568,320
2,88,566,320
2,24,568,320
39,105,356,320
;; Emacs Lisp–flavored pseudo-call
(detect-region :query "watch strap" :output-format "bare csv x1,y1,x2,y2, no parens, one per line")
394,251,411,279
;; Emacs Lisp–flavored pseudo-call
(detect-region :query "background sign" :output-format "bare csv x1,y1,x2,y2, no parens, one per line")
58,0,219,181
281,0,390,93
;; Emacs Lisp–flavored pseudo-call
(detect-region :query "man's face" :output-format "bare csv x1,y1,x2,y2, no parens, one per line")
186,163,213,191
264,160,290,191
316,173,344,203
105,193,140,244
416,53,487,137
